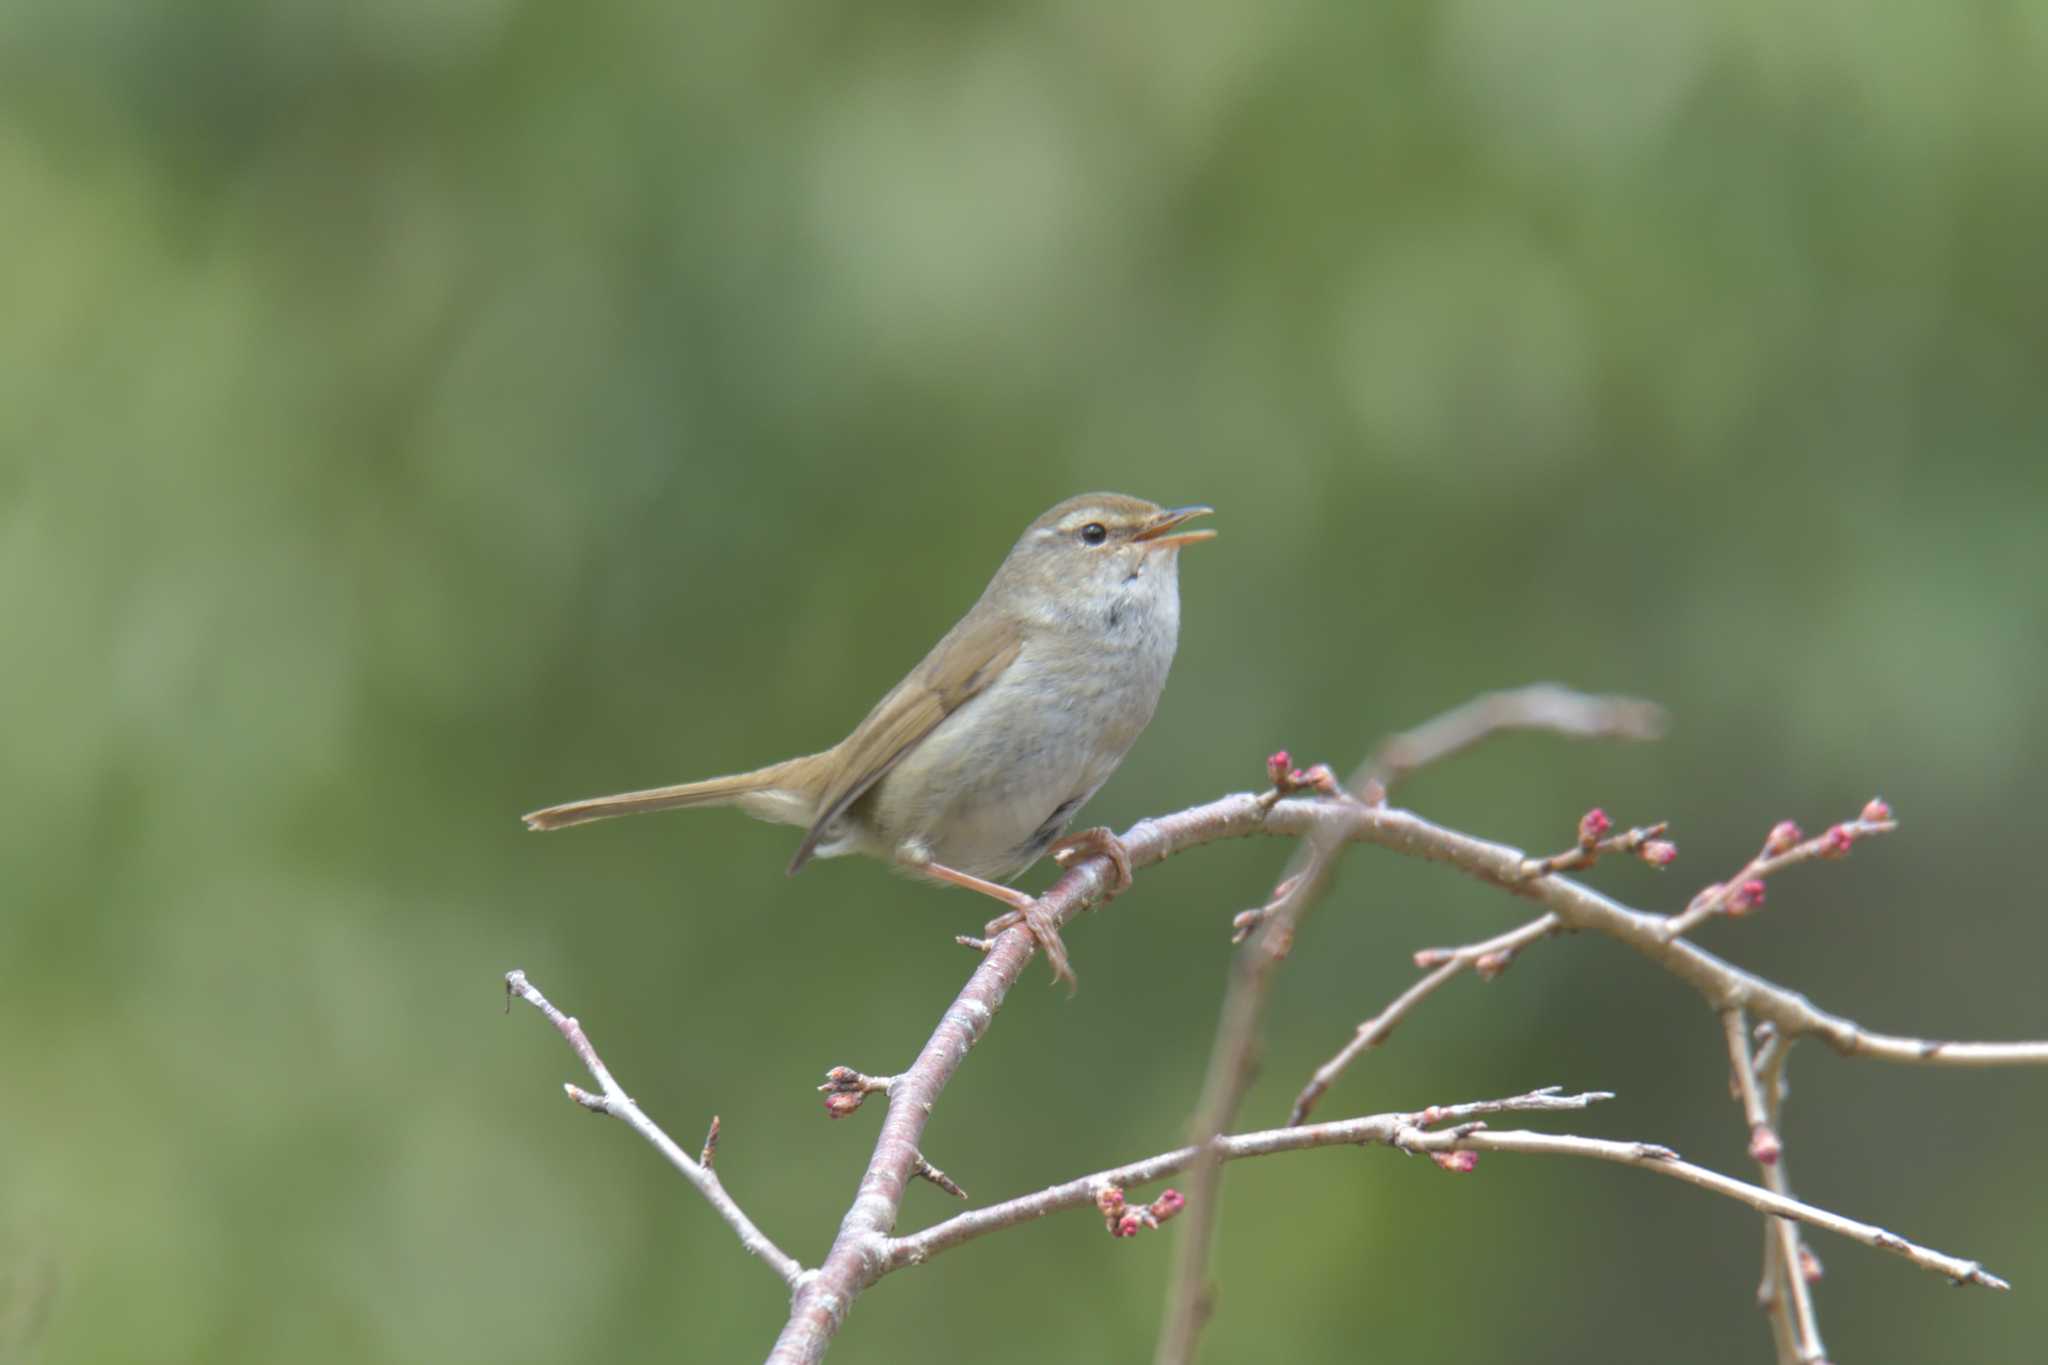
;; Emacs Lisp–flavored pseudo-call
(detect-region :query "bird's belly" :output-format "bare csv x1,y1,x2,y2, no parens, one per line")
866,644,1165,880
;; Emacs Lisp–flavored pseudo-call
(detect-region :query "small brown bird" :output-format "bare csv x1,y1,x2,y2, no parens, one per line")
522,493,1214,984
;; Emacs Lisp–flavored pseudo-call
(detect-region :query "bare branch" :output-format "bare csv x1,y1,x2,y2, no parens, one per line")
885,1087,2005,1294
1413,1128,2006,1291
1289,913,1561,1126
503,970,806,1291
765,868,1112,1363
1725,1010,1825,1362
1358,684,1668,793
1664,803,1898,941
1517,816,1673,879
894,1089,1613,1267
1157,687,1669,1364
1243,797,2048,1067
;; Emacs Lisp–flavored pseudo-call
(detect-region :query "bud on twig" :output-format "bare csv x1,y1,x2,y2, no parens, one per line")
1639,840,1678,868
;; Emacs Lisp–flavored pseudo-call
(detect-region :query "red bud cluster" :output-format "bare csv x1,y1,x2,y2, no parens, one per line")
1727,880,1768,916
1098,1185,1187,1238
1578,808,1613,847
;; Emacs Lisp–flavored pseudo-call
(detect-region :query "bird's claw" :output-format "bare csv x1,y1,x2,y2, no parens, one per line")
1050,826,1134,898
980,900,1077,991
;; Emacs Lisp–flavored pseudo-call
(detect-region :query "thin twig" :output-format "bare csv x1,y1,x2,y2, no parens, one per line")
1359,684,1668,791
1289,913,1561,1125
1156,687,1668,1364
1726,1010,1826,1362
911,1152,969,1202
1518,821,1670,878
885,1087,2005,1293
1664,809,1897,941
503,970,805,1291
1247,798,2048,1067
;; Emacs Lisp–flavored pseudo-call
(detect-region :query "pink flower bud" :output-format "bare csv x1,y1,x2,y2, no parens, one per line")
1748,1124,1782,1166
1638,840,1678,868
1412,948,1453,968
1266,751,1292,786
1475,951,1511,979
1728,880,1768,915
1431,1150,1478,1174
1578,808,1613,848
1095,1186,1125,1218
1797,1245,1824,1281
1150,1189,1187,1221
1820,824,1855,859
1764,821,1803,856
823,1092,865,1119
1861,796,1892,824
1115,1212,1144,1238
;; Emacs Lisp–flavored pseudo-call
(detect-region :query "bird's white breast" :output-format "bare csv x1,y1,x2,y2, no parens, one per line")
865,560,1181,880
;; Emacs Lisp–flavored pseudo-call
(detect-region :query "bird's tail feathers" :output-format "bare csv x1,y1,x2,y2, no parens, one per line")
521,757,814,832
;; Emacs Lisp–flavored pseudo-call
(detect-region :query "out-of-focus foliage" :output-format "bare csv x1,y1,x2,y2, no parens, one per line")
3,1,2045,1360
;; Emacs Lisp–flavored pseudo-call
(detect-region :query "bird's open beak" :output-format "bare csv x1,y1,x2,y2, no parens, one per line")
1132,505,1216,552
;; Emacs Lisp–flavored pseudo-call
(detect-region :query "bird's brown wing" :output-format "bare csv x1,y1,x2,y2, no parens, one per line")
787,612,1024,875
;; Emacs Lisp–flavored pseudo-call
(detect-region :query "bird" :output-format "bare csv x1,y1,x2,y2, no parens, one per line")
522,493,1214,985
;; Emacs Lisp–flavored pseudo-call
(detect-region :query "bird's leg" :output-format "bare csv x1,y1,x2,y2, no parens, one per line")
919,861,1075,989
1049,826,1134,897
977,827,1135,954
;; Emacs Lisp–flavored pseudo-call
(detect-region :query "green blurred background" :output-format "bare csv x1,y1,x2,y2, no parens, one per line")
4,1,2046,1360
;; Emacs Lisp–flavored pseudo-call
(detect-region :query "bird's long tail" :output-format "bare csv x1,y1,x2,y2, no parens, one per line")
521,758,812,832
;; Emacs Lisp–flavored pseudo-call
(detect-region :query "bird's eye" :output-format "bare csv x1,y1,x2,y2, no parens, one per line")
1079,523,1108,546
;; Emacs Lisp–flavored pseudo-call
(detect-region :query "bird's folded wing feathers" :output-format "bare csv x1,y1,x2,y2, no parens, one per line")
787,614,1024,874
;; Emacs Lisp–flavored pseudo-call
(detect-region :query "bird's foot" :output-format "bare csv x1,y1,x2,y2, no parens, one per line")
922,861,1076,990
1049,826,1134,898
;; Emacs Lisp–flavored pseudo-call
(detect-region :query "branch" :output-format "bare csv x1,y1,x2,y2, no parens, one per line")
1250,797,2048,1066
1663,802,1897,941
1357,684,1667,793
1289,913,1561,1126
503,970,806,1292
1157,687,1668,1363
1725,1010,1827,1363
884,1087,2005,1293
761,770,2042,1360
